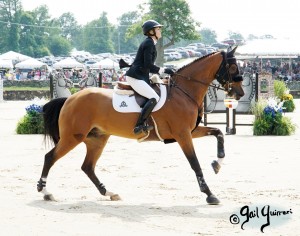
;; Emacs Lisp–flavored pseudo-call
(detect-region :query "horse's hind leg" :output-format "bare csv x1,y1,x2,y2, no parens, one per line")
37,138,81,201
191,126,225,174
82,134,121,201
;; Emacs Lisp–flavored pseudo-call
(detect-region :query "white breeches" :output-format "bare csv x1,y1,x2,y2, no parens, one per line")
126,76,159,102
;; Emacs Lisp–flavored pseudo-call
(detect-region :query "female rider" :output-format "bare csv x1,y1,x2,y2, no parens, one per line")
125,20,175,135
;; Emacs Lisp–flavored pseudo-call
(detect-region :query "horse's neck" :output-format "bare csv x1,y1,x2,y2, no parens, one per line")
177,53,222,105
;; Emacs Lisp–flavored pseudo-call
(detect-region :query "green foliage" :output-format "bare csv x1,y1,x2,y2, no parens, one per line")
48,35,72,56
281,93,296,112
57,12,80,46
283,99,296,112
16,113,44,134
114,11,141,54
199,28,217,45
253,118,272,136
150,0,200,43
34,46,51,58
1,0,200,56
252,99,296,136
274,80,287,98
69,87,80,94
250,99,267,119
228,31,244,40
4,87,49,91
83,12,115,54
3,80,50,88
272,116,296,136
16,104,44,134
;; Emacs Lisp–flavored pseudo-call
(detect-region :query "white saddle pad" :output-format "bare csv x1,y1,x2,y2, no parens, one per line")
112,84,167,113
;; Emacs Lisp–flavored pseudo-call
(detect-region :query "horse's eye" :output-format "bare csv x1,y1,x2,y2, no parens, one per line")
229,64,237,74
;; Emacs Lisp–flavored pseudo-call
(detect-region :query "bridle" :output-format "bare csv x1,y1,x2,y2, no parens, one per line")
214,51,241,92
169,51,237,109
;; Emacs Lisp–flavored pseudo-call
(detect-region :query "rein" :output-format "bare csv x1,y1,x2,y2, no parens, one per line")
173,73,226,91
170,77,218,114
169,52,234,113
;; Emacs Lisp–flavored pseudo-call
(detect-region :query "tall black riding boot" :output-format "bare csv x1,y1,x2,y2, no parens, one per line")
133,98,157,135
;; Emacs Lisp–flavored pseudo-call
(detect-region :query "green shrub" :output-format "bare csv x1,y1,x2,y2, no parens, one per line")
253,118,272,135
16,104,44,134
272,116,296,135
283,99,295,112
70,87,80,94
250,99,267,118
274,80,287,98
252,98,296,136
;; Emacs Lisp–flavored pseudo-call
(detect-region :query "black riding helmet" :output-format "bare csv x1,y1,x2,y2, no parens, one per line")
142,20,163,35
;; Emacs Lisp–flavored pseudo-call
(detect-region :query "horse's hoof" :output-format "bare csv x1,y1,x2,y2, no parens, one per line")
43,194,55,201
110,194,121,201
211,160,221,174
206,195,220,205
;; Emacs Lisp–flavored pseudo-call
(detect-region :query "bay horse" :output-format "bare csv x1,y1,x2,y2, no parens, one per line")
37,47,244,205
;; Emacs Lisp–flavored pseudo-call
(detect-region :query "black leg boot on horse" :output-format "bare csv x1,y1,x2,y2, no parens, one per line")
133,98,157,135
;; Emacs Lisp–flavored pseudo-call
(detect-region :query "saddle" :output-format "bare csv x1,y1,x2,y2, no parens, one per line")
116,81,161,107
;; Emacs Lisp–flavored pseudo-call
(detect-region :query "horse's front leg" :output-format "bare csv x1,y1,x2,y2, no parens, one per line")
176,132,220,205
191,126,224,174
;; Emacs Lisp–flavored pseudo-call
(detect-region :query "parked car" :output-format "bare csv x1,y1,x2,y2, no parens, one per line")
222,39,236,46
195,48,208,56
188,43,205,48
235,39,245,45
164,49,182,60
210,42,230,50
84,60,97,69
205,47,217,54
164,53,176,62
175,49,190,58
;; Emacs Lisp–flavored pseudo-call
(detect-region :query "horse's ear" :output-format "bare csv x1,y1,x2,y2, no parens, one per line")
228,46,238,56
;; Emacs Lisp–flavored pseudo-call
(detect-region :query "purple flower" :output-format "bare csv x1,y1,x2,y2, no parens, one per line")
264,106,276,118
25,104,43,114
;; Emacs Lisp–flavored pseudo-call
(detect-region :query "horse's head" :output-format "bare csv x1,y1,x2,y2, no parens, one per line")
215,47,244,100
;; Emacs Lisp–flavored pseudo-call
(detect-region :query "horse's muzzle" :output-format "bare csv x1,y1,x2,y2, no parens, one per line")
228,76,245,100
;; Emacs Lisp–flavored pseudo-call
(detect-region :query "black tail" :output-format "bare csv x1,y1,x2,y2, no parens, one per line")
43,97,67,145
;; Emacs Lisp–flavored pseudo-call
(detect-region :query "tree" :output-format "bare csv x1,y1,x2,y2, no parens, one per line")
199,28,217,45
0,0,22,52
56,12,81,47
114,11,142,54
32,5,51,46
19,11,37,57
17,6,52,57
228,31,244,40
82,12,114,54
247,34,258,41
48,35,72,56
127,0,200,66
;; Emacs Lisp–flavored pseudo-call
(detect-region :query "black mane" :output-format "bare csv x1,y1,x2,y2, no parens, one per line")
176,52,218,73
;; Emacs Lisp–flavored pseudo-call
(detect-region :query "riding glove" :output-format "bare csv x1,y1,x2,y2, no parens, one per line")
164,68,176,76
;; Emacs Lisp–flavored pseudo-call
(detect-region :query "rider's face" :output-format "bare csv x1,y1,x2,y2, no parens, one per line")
154,27,162,39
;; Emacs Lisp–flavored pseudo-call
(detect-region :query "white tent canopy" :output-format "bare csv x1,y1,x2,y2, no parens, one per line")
237,39,300,56
0,59,13,69
15,58,47,69
0,51,32,62
53,58,84,69
89,58,118,69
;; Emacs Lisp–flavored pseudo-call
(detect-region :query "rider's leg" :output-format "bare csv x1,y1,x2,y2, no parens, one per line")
133,98,157,134
126,77,159,134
